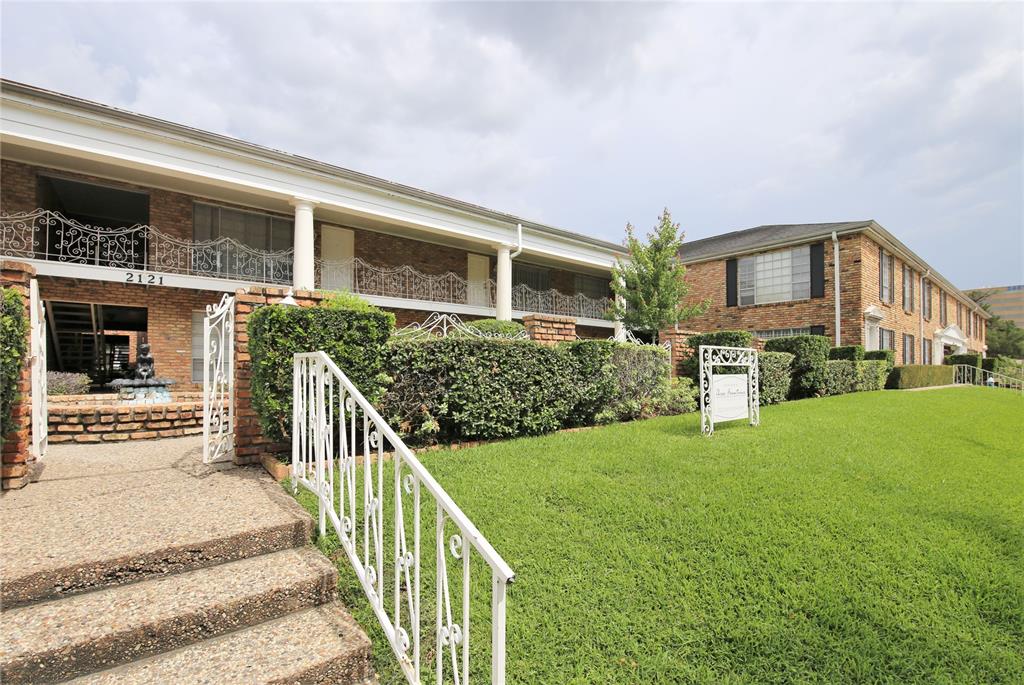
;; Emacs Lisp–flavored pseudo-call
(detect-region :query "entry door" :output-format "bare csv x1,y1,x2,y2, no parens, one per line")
321,225,354,291
467,253,490,306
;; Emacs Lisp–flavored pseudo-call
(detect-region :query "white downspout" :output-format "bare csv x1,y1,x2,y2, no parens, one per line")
511,223,523,259
832,231,841,345
921,268,930,363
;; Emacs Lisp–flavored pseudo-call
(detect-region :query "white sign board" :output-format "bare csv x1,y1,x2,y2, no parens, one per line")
711,374,749,423
699,345,760,436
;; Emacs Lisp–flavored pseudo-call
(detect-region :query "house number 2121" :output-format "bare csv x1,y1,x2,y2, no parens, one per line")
125,272,164,286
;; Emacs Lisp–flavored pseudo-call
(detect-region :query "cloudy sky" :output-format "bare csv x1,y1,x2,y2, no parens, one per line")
1,2,1021,286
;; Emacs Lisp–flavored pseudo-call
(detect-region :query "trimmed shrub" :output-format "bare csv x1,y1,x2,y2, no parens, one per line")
560,339,617,426
945,353,981,368
382,338,579,443
656,377,697,416
599,344,672,422
829,345,865,361
320,290,385,314
886,365,955,389
764,335,831,397
249,298,394,443
47,372,91,395
679,330,754,380
864,349,895,372
983,355,1024,379
1,287,28,442
823,360,857,396
855,360,889,392
758,351,794,405
465,318,526,337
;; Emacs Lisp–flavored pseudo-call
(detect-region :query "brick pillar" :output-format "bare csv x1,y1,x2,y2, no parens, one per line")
523,314,577,345
232,286,328,465
2,260,36,489
658,328,700,377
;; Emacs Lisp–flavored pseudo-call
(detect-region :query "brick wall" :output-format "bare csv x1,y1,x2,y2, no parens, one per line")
1,260,35,489
523,313,576,344
681,234,864,345
37,277,224,389
48,401,203,443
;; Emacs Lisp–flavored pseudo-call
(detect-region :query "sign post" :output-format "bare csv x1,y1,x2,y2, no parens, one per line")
699,345,760,436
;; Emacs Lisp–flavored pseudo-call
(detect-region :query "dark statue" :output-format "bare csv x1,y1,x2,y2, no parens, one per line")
134,342,155,381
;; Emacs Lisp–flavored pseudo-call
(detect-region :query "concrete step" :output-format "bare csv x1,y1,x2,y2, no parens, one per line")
69,603,375,685
1,459,313,607
0,547,338,684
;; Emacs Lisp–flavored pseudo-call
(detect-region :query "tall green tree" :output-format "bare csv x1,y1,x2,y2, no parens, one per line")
609,208,708,339
968,289,1024,358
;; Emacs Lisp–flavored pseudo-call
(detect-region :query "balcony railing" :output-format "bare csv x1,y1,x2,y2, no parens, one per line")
1,209,293,285
2,209,614,320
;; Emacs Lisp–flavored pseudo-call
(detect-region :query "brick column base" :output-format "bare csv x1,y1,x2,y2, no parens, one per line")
2,260,37,489
658,329,700,378
523,314,576,345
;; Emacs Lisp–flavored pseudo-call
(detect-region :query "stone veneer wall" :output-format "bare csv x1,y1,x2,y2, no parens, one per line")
1,260,35,489
47,402,203,444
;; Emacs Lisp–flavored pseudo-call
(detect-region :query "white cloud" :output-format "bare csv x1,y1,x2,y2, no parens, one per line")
0,1,1020,286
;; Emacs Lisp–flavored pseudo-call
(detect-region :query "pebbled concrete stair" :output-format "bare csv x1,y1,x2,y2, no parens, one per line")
0,436,375,684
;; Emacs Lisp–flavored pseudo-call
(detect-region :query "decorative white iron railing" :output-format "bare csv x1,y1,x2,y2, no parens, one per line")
1,209,294,285
316,257,496,308
29,279,48,460
953,364,1024,393
293,351,514,684
394,312,529,341
512,283,611,320
203,294,235,464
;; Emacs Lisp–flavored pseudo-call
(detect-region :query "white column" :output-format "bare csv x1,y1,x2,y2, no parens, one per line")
291,198,317,290
495,244,512,321
613,293,626,342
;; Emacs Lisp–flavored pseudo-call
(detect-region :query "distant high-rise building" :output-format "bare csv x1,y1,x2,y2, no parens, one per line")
968,285,1024,328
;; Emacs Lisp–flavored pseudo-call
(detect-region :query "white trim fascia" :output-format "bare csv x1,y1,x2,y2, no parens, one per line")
1,90,624,271
22,258,249,292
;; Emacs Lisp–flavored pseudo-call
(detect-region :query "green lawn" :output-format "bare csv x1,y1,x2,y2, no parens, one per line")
294,387,1024,684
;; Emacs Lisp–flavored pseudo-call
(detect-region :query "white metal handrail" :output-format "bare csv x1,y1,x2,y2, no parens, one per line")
1,209,294,285
953,364,1024,393
293,351,514,684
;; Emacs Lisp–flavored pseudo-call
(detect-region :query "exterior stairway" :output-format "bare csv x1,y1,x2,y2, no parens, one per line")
0,436,375,684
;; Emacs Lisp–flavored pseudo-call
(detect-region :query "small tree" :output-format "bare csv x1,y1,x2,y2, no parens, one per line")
609,208,708,340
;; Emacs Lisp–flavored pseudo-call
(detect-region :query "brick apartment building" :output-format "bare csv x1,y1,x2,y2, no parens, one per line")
680,221,989,364
0,79,627,391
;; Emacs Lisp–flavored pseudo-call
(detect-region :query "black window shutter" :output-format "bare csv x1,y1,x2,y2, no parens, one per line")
878,246,884,298
810,242,825,298
725,258,737,307
810,325,826,336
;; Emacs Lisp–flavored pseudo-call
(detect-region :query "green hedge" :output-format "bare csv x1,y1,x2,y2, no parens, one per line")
864,349,895,372
855,360,889,392
679,330,754,379
466,318,526,337
983,355,1024,379
823,360,858,396
886,365,955,389
945,353,981,368
758,351,794,405
600,344,672,422
763,335,831,398
248,296,395,443
829,345,865,361
1,288,28,443
560,340,618,426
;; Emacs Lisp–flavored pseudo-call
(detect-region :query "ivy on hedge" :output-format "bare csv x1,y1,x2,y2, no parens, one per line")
1,287,28,443
763,335,831,398
248,296,395,443
758,351,794,405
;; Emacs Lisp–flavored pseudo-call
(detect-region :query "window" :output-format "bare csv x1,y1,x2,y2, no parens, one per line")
879,249,894,303
922,338,932,365
902,334,915,365
956,302,962,328
922,278,932,319
574,274,609,300
879,328,896,351
939,291,948,325
193,202,294,251
753,327,813,339
737,245,810,306
512,262,550,291
191,311,205,383
902,264,914,312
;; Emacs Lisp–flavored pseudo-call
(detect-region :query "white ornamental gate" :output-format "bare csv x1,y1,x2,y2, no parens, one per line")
29,279,47,459
203,293,234,464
